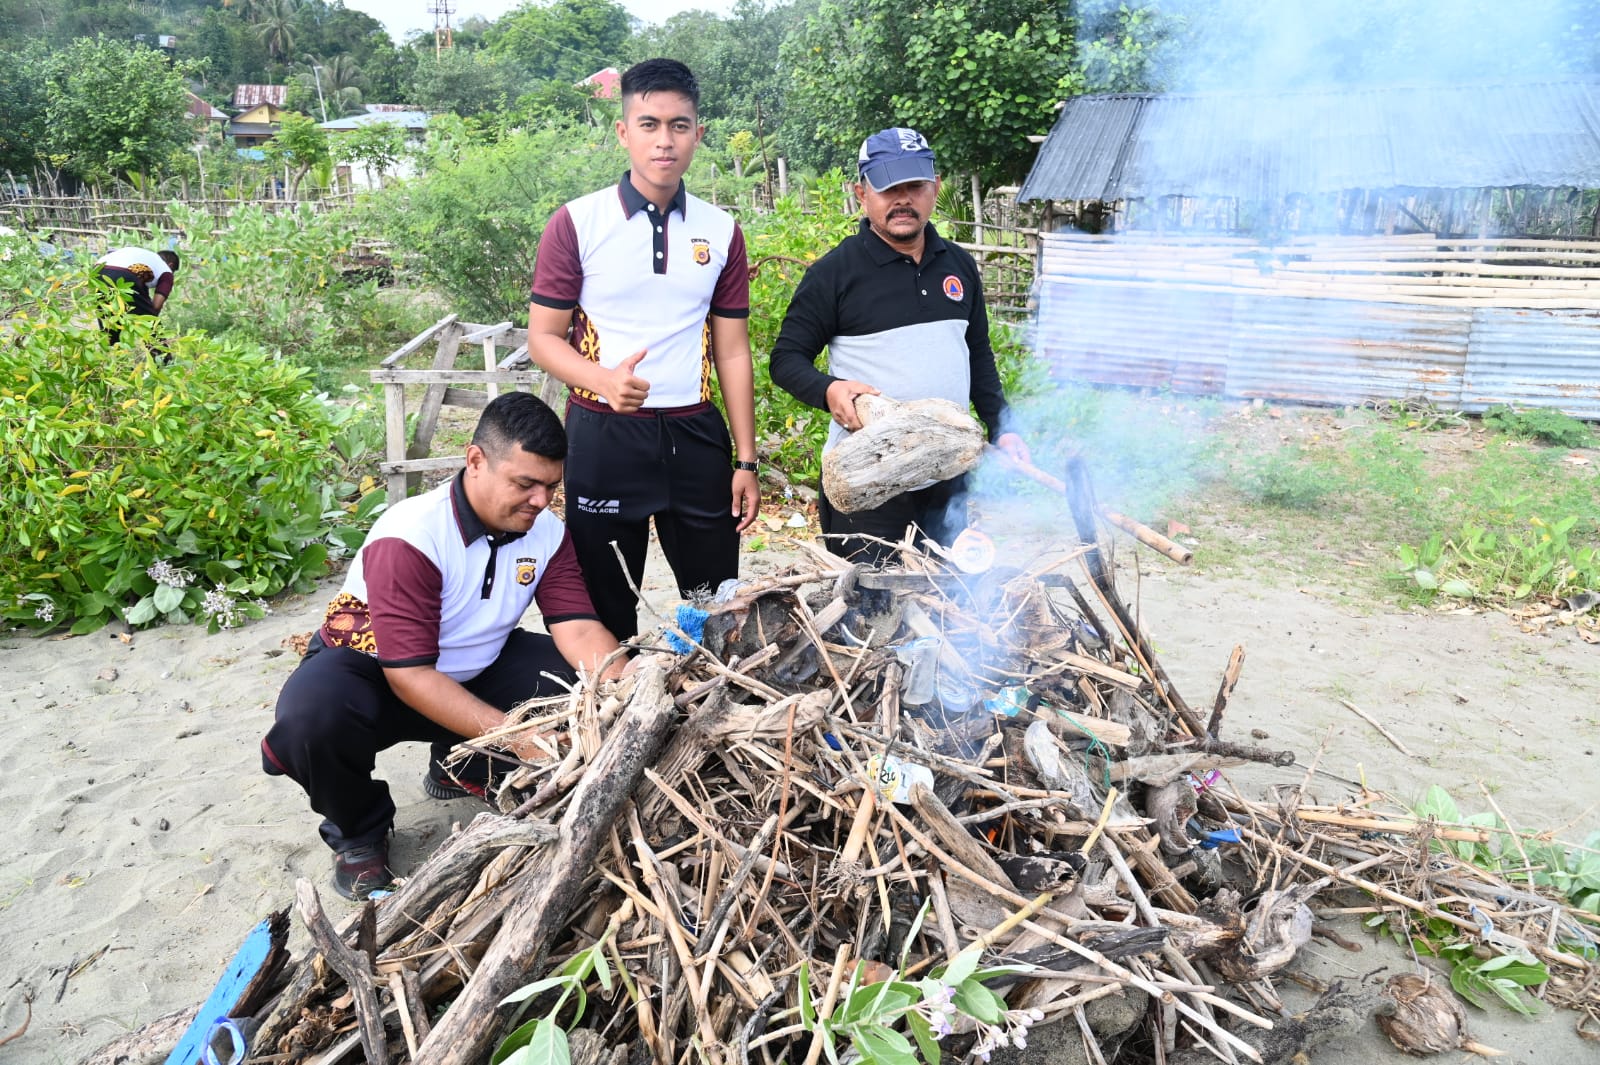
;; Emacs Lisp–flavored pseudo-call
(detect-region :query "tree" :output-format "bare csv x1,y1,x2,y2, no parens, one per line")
781,0,1081,185
409,48,520,117
255,0,298,62
0,43,51,178
336,120,406,185
489,0,633,85
44,36,192,186
628,0,800,135
267,111,332,197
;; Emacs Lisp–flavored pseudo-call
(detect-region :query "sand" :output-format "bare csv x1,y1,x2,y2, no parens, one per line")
1,539,1596,1064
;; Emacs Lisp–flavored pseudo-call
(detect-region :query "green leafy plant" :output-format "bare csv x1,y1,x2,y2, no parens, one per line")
1394,511,1599,604
1438,944,1550,1014
492,923,629,1065
1482,404,1594,448
798,925,1041,1065
1235,447,1343,510
1520,831,1600,917
0,277,381,633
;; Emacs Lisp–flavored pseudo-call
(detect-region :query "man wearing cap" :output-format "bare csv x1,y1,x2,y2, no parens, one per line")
770,127,1030,562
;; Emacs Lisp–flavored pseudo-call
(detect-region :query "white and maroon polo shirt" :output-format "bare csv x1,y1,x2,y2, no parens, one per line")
97,246,175,299
530,174,749,408
320,473,598,681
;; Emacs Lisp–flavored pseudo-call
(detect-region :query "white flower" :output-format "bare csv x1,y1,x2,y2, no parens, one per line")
201,587,241,627
34,600,56,622
146,560,195,588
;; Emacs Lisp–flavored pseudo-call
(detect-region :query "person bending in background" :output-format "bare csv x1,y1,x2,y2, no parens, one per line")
94,246,180,344
769,126,1030,564
527,57,759,642
262,392,624,900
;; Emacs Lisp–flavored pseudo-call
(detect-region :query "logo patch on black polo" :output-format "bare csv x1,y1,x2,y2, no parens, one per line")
515,558,538,585
691,238,711,265
942,275,964,301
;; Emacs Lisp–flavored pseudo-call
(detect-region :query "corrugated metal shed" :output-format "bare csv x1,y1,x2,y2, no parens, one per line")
1034,231,1600,419
1020,81,1600,203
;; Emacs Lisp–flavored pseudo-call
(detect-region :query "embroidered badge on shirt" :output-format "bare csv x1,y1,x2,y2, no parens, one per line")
691,238,711,265
515,558,538,585
942,275,964,301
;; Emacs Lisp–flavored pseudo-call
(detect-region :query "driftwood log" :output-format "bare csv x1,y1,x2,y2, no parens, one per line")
821,393,985,513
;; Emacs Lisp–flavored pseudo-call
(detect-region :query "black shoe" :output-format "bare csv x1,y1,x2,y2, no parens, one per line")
332,841,394,900
423,763,490,802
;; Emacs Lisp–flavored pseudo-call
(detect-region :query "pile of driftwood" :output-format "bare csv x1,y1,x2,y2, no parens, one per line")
98,499,1600,1065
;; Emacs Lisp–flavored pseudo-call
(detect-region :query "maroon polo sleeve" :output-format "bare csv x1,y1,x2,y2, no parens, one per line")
533,529,601,627
530,205,582,310
710,222,749,318
362,537,444,668
154,272,175,298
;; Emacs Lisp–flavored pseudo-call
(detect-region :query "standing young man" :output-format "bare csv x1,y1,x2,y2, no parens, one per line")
770,127,1031,564
528,58,759,641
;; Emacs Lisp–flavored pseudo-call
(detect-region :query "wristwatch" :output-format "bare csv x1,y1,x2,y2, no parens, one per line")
733,460,758,472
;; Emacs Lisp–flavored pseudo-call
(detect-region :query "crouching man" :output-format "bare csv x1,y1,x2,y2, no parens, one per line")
262,392,623,899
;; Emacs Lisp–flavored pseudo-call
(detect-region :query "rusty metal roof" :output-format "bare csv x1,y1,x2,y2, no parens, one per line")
1019,81,1600,202
231,84,287,110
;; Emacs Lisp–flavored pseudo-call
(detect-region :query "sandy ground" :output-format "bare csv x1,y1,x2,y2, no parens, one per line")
1,534,1597,1064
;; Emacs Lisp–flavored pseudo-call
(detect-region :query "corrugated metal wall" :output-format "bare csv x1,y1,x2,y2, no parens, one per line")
1035,234,1600,419
1462,309,1600,418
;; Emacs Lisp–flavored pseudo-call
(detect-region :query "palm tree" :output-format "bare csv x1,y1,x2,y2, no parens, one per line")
255,0,298,61
319,54,364,94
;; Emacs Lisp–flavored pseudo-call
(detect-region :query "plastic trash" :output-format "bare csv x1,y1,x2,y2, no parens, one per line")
895,636,939,705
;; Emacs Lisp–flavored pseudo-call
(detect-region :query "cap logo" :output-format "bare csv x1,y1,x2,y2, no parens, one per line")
898,129,930,152
942,275,964,301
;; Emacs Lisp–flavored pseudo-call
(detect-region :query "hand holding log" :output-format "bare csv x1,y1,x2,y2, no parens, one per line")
821,393,986,513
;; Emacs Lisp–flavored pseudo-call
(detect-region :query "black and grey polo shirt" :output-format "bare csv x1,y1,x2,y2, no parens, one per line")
769,219,1010,453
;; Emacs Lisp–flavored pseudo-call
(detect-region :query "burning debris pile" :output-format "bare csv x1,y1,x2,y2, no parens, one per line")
161,511,1599,1065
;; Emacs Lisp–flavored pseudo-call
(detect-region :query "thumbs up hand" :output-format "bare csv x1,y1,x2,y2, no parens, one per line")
602,348,651,412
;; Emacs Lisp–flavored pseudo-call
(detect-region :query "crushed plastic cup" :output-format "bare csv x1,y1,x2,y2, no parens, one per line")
895,636,940,705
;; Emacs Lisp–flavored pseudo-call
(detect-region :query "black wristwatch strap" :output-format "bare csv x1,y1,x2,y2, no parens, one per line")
733,460,758,472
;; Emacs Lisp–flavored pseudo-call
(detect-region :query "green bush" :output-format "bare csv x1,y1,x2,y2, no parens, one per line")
1482,404,1594,449
155,201,423,377
1237,448,1343,510
1,280,381,634
742,175,862,483
369,118,626,324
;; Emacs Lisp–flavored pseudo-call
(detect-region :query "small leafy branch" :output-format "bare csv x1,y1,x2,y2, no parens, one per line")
492,922,632,1065
796,941,1042,1065
1363,786,1599,1015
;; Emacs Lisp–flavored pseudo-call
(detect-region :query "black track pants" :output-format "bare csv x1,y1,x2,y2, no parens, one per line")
261,628,573,852
818,475,969,565
563,400,738,641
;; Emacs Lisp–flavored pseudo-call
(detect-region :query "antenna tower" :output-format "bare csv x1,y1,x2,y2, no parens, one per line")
427,0,454,57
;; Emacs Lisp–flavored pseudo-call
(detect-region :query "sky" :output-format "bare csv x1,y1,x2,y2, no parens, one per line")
342,0,736,45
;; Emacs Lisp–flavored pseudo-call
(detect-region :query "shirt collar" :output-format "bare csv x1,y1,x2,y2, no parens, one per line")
618,172,687,220
448,471,515,547
858,217,945,265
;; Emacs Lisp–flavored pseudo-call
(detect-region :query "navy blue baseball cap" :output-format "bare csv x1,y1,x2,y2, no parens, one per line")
857,127,937,191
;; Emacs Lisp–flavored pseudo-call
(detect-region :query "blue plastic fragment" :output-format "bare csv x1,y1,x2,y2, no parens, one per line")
1199,828,1242,849
665,604,710,654
201,1018,248,1065
822,732,843,751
